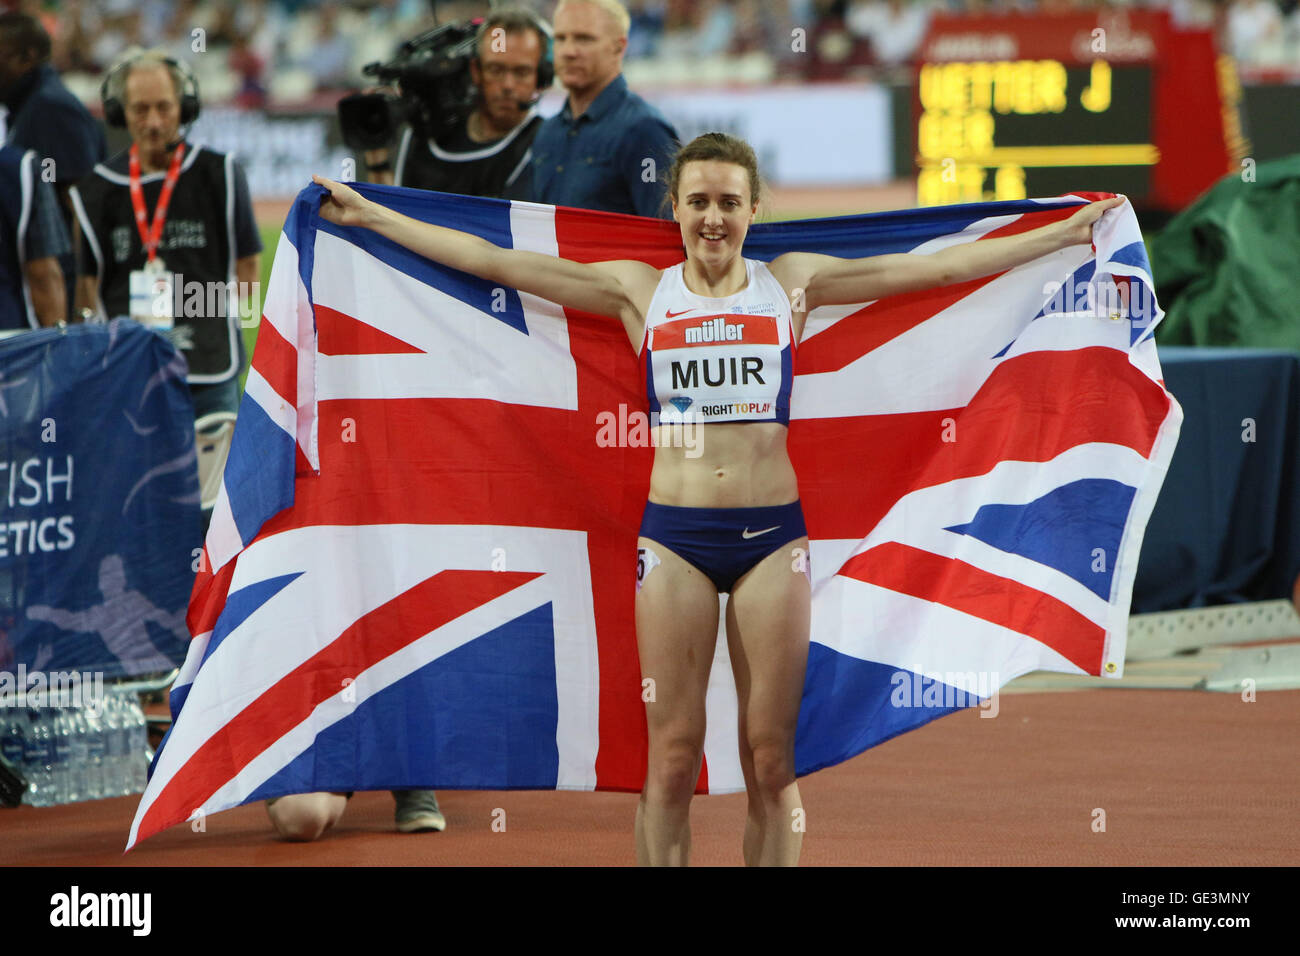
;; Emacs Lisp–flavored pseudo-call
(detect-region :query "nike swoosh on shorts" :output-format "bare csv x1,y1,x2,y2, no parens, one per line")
741,525,780,539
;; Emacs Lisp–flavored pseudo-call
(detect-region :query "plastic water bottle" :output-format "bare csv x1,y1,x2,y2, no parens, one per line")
114,694,135,795
51,709,73,804
68,708,90,802
19,708,40,806
38,706,59,805
102,696,121,798
23,707,52,807
123,695,149,793
1,707,27,794
100,695,118,796
105,695,131,797
83,704,107,800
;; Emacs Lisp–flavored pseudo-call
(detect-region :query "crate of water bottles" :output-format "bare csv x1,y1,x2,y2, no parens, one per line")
0,689,150,806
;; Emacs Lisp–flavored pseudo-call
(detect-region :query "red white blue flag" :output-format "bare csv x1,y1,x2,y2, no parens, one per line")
127,184,1180,848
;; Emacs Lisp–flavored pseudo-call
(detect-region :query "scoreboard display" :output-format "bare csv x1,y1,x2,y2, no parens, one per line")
917,60,1155,204
915,10,1244,209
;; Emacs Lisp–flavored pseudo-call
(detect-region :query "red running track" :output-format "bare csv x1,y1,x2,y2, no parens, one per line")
2,689,1296,866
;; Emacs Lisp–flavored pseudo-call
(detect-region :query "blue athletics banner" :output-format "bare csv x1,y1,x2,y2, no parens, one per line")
0,320,199,687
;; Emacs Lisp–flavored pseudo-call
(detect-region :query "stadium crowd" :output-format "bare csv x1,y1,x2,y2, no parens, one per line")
10,0,1300,108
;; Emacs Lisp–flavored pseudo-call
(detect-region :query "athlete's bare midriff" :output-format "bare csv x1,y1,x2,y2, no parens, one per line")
646,420,799,508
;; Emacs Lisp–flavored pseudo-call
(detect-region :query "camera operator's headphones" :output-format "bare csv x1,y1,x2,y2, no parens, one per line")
100,52,201,128
472,10,555,92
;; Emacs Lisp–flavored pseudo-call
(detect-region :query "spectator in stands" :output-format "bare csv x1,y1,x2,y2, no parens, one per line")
0,11,106,321
205,2,239,48
1225,0,1286,63
234,0,289,69
796,0,875,81
362,0,439,36
1168,0,1220,29
655,0,700,60
48,0,101,75
0,145,69,329
297,2,355,89
695,0,737,57
363,7,550,200
1287,2,1300,57
88,8,145,74
769,0,809,69
69,51,261,418
846,0,933,69
730,0,771,56
228,34,267,110
530,0,678,217
624,0,666,58
156,3,200,67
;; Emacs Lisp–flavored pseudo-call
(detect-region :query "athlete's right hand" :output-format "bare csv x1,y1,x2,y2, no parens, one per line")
313,174,375,229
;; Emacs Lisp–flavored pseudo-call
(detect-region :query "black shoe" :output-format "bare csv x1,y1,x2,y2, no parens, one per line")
392,789,446,833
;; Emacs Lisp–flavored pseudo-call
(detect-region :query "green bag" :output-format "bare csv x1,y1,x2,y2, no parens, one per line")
1151,153,1300,350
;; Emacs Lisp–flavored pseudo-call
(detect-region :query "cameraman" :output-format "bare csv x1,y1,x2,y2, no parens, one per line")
363,7,550,198
267,8,554,845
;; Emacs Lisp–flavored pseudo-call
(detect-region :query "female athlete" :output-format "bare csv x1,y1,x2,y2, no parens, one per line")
313,132,1123,867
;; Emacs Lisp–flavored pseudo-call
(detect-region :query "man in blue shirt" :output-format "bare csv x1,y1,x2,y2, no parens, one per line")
0,12,108,321
0,145,69,329
530,0,678,218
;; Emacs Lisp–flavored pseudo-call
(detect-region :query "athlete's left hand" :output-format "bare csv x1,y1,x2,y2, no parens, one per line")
1060,196,1126,246
314,174,378,230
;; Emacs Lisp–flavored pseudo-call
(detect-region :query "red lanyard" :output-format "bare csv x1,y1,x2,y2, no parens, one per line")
128,142,186,263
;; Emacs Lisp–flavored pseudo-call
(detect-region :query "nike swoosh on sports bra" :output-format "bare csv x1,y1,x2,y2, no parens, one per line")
640,258,796,426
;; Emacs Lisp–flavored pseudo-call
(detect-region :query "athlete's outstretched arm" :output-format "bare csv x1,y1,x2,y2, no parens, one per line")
313,175,639,321
774,196,1125,312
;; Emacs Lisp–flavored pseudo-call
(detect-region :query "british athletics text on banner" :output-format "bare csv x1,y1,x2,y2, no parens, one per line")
127,184,1181,848
0,321,198,685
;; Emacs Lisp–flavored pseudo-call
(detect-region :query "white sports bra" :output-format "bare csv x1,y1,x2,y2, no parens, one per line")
639,259,795,425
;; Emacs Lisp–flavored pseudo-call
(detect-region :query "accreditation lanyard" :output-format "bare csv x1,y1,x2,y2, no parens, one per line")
128,142,186,265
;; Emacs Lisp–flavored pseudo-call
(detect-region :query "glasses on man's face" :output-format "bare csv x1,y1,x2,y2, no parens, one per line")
479,63,536,83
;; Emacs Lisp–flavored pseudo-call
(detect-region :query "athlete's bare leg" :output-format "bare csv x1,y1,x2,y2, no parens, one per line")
634,536,721,866
726,537,811,866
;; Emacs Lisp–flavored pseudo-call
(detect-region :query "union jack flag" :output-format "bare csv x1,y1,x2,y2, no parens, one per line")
127,184,1180,849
